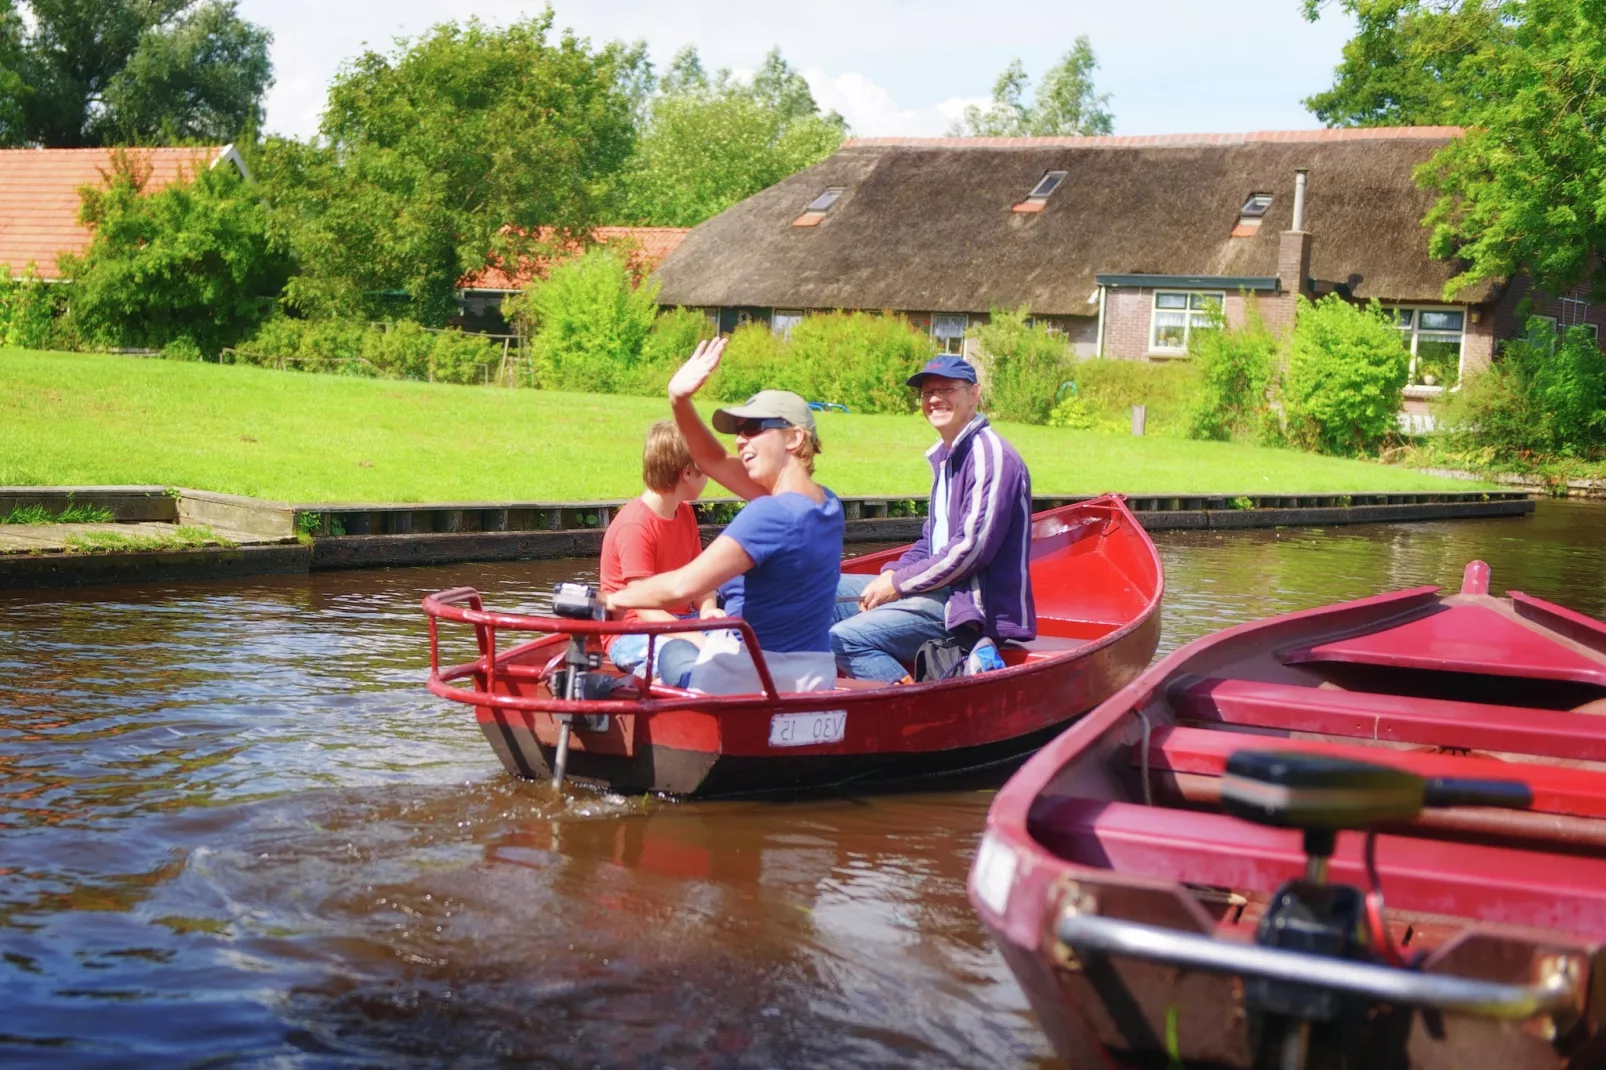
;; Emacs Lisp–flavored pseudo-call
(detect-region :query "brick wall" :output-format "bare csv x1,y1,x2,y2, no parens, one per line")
1492,276,1606,354
1100,287,1291,360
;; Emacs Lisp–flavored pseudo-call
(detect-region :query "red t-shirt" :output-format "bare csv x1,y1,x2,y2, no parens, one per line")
598,498,703,649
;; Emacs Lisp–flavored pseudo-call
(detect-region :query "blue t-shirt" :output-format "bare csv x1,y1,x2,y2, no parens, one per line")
721,489,844,653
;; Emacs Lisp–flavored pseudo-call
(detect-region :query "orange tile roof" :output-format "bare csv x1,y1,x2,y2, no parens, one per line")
460,226,690,291
0,146,231,279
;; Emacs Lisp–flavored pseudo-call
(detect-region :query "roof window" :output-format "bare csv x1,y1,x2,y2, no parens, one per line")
794,186,845,227
1231,193,1274,237
1014,170,1067,213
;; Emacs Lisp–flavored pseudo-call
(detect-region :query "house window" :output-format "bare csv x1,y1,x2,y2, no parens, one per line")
1238,193,1273,224
1527,315,1558,354
805,187,844,213
772,310,804,338
1150,291,1223,353
1026,171,1067,201
932,314,968,356
1388,306,1466,387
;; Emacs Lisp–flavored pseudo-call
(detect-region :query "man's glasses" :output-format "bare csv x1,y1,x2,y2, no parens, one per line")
731,417,792,437
918,386,962,402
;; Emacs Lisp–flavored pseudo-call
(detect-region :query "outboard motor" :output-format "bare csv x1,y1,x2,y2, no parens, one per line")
547,582,608,788
1220,751,1534,1070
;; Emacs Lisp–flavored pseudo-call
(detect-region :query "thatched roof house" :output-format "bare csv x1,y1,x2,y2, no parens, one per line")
653,127,1605,403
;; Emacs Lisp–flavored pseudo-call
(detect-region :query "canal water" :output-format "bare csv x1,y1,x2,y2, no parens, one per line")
2,501,1602,1068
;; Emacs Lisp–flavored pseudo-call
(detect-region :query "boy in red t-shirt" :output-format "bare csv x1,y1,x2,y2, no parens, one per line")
600,421,718,676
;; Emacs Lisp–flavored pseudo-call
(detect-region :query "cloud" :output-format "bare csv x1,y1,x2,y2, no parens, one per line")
803,69,984,138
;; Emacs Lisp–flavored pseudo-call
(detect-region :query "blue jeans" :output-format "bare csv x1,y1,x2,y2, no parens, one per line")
610,619,697,680
829,573,950,682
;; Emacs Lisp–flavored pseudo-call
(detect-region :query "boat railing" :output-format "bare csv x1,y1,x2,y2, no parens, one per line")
423,586,783,710
1054,910,1582,1022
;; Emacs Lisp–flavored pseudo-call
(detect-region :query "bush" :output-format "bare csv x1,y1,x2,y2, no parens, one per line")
58,155,287,357
710,321,795,401
0,263,61,350
238,317,499,382
1046,392,1097,429
161,336,205,362
507,246,658,392
974,307,1073,424
1442,321,1606,459
1058,358,1203,436
1283,295,1410,456
1188,295,1279,441
784,312,928,414
619,306,715,396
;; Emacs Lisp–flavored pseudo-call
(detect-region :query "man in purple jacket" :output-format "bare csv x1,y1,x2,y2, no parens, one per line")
830,355,1036,681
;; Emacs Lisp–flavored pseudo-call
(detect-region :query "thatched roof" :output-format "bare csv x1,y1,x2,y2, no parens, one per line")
654,128,1494,315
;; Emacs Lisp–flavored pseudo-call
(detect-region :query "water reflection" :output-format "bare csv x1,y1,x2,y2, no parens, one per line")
1,500,1602,1067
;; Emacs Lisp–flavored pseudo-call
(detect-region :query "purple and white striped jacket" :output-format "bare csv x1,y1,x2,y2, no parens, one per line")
887,415,1036,642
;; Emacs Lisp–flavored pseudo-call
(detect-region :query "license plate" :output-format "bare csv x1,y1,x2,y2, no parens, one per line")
768,709,847,748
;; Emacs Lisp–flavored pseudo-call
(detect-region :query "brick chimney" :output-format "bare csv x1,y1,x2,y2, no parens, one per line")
1278,168,1312,298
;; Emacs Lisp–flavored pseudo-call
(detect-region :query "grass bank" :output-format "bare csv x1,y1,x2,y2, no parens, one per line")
1,349,1494,502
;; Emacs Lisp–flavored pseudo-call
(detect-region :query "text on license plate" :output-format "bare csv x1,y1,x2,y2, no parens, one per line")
768,710,847,748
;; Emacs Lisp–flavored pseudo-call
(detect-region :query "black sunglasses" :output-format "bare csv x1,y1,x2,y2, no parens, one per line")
731,417,792,437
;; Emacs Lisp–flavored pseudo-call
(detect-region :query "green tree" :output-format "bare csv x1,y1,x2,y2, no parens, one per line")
1283,295,1411,455
259,14,635,324
14,0,271,147
505,245,659,392
1415,0,1606,300
58,151,288,354
1300,0,1507,127
621,46,847,227
951,39,1114,137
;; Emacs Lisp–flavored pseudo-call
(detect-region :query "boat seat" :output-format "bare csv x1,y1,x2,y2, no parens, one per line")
1005,634,1093,664
1172,676,1606,763
1139,725,1606,820
1029,795,1606,940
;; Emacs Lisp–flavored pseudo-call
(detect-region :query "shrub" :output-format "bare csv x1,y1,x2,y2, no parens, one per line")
620,306,715,396
429,328,502,384
58,155,287,357
238,317,498,382
161,336,205,362
1060,358,1203,436
1442,321,1606,459
1283,295,1410,456
1188,295,1279,441
784,312,928,414
3,263,60,350
1046,392,1097,429
507,246,658,392
974,307,1073,424
360,319,433,379
710,321,795,401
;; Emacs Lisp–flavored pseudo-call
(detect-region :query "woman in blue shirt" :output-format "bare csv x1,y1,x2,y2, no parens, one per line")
606,338,845,694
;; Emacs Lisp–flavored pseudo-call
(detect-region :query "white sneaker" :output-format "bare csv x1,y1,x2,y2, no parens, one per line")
965,637,1005,674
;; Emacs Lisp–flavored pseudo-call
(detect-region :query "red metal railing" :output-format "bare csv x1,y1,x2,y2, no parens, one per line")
423,586,782,713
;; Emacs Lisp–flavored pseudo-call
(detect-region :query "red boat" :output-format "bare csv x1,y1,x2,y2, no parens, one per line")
971,560,1606,1069
422,493,1162,798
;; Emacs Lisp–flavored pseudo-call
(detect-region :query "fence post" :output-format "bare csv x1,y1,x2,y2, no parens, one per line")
1130,405,1147,436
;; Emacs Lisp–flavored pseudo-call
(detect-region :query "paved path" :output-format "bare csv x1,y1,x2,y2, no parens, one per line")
0,521,282,554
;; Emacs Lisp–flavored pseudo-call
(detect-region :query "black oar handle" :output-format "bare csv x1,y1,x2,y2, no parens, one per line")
1423,777,1534,810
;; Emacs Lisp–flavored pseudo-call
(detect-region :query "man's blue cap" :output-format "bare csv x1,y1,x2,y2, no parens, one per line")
905,355,978,387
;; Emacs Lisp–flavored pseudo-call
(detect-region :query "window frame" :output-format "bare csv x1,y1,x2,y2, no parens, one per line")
1239,193,1273,221
771,309,804,338
931,313,969,356
1148,290,1225,355
1385,303,1467,392
1026,170,1068,201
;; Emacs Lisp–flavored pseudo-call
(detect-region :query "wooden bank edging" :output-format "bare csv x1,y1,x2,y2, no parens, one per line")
0,487,1535,591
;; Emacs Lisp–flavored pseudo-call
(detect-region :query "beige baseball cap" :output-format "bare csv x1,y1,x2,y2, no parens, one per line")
711,390,822,451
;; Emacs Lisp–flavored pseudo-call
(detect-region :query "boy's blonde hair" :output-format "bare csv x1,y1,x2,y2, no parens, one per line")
642,420,695,492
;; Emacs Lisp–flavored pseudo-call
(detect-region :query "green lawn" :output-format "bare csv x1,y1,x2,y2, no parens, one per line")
1,349,1492,502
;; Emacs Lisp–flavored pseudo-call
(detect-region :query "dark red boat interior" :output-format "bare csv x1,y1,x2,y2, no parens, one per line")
1026,576,1606,950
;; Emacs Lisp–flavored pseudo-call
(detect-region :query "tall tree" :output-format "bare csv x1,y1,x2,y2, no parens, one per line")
951,39,1113,137
13,0,271,147
620,46,847,227
1417,0,1606,299
259,14,635,324
1300,0,1509,127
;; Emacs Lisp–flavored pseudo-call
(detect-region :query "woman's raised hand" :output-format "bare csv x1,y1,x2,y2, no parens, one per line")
667,337,727,403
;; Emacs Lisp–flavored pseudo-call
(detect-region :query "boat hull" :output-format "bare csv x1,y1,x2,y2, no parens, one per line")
972,562,1606,1068
427,494,1164,798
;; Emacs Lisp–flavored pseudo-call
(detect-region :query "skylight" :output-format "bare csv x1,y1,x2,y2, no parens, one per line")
805,187,845,213
1028,171,1067,200
1239,193,1273,220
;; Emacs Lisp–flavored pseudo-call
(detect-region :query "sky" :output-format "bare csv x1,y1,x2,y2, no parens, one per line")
234,0,1358,142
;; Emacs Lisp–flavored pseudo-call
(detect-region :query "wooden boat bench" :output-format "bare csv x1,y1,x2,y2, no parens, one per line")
1030,794,1606,935
1140,725,1606,820
1171,676,1606,763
